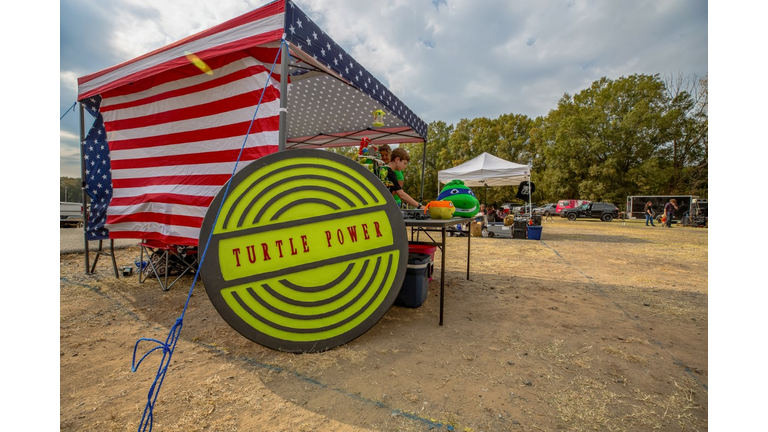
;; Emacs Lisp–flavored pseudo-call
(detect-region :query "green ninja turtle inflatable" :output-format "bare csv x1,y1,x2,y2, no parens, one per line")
438,180,480,218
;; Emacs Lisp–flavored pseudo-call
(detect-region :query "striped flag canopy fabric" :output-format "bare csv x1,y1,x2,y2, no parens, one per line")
77,0,427,246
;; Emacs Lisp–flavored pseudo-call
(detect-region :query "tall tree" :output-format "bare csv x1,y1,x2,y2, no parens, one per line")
488,113,535,206
60,177,83,203
539,74,675,204
663,73,708,196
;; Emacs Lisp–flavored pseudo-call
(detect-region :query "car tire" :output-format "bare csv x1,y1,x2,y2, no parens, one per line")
567,213,577,221
601,214,613,222
487,231,495,238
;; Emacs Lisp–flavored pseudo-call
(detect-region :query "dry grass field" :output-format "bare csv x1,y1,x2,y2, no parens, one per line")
60,217,707,431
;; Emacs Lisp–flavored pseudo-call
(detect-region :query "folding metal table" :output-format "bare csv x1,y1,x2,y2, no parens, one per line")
403,217,474,325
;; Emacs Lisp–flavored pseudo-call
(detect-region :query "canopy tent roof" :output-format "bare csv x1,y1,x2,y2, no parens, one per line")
438,152,530,187
77,0,427,148
75,0,428,246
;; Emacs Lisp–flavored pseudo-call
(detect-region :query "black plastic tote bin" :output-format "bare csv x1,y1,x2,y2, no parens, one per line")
395,253,432,308
512,219,528,239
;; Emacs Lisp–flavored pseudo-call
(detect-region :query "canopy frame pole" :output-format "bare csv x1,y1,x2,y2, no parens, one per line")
528,158,533,218
79,102,91,274
278,37,289,151
419,140,427,203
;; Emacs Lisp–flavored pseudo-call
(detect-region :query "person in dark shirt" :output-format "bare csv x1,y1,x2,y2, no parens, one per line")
386,148,422,209
644,201,656,226
663,199,678,228
486,205,499,223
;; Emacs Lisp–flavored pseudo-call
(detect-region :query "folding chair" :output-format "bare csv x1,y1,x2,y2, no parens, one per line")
139,240,199,291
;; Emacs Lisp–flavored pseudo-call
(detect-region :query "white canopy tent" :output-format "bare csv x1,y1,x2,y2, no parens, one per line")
437,152,533,211
438,152,530,186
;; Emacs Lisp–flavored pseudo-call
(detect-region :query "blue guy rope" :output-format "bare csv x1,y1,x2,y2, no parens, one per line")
60,101,77,120
130,40,289,432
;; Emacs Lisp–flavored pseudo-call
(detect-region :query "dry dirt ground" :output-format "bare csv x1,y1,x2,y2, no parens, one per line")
60,218,708,431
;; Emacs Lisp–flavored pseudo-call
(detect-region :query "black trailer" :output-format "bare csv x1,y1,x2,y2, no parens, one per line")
626,195,698,222
681,198,708,227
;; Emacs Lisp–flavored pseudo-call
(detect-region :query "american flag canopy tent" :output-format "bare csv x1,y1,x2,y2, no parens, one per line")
77,0,427,246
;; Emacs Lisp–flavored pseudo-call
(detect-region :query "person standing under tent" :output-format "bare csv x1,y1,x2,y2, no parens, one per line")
377,144,391,183
377,145,404,208
377,144,391,166
476,204,487,225
385,148,422,209
664,199,678,228
486,205,499,223
644,201,656,227
392,149,405,208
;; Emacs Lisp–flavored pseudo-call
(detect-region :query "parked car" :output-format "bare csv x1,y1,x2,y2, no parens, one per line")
533,203,557,216
556,199,589,215
561,202,619,222
60,202,84,228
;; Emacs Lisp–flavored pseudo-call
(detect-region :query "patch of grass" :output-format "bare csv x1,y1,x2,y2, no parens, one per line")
623,376,707,430
601,345,647,364
549,376,620,431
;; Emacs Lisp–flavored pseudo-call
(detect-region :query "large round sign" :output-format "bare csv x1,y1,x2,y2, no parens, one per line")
199,149,408,353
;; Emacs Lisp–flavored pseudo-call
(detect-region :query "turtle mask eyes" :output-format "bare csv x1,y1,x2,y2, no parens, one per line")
451,189,459,194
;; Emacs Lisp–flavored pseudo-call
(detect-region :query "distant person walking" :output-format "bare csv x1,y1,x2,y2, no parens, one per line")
644,201,656,227
664,199,678,228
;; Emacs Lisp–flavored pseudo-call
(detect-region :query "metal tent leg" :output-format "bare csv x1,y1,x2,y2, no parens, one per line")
89,239,119,278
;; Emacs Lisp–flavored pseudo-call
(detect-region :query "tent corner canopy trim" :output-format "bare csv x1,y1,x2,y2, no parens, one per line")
437,152,530,187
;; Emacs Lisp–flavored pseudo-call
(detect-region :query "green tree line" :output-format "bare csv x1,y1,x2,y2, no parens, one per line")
399,73,707,207
60,177,83,203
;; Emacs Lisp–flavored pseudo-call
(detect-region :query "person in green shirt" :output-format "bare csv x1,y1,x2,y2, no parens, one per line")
385,148,422,209
378,145,405,207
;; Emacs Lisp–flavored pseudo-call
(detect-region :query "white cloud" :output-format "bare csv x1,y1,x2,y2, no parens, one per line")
60,130,80,142
60,71,79,94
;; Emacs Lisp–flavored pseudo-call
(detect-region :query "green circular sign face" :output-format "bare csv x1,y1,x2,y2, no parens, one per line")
199,149,408,353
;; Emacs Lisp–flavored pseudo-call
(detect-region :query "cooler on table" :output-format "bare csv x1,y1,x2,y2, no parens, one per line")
395,253,433,308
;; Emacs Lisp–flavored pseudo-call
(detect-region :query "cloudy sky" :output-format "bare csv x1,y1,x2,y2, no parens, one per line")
59,0,707,177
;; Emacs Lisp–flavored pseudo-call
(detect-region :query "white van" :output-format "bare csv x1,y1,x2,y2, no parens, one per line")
60,202,83,227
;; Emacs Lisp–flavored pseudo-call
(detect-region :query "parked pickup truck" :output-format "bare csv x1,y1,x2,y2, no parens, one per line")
60,202,84,227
